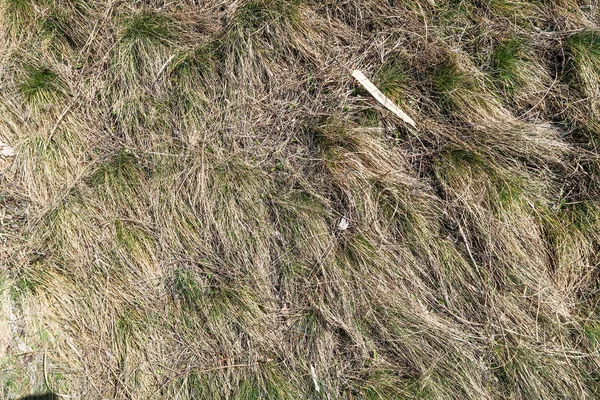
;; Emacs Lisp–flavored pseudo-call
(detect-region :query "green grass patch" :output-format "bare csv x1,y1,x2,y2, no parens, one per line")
374,56,409,101
566,31,600,97
120,11,176,46
432,60,470,95
429,60,476,112
345,369,425,400
170,268,205,310
90,149,142,189
38,7,79,49
434,148,527,213
222,0,304,61
112,10,180,92
89,149,146,206
18,65,66,105
114,219,155,260
489,37,527,93
2,0,48,34
172,43,220,83
568,31,600,67
230,0,301,33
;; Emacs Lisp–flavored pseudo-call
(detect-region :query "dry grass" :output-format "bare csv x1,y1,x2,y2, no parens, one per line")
2,0,600,399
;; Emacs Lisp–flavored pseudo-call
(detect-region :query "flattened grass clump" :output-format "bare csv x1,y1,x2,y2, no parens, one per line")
567,31,600,70
38,7,81,50
170,268,205,311
171,43,220,84
121,11,176,46
108,11,185,146
169,43,220,129
207,159,273,257
432,60,470,96
373,56,410,102
486,36,556,112
434,148,529,214
114,219,156,270
17,65,66,106
89,148,148,209
90,149,141,189
490,38,526,93
428,59,501,120
112,10,180,90
229,0,302,34
567,31,600,110
10,129,87,202
222,0,310,84
1,0,46,36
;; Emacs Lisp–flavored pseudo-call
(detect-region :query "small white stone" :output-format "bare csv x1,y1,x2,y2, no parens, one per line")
16,338,31,352
338,216,350,231
0,142,15,157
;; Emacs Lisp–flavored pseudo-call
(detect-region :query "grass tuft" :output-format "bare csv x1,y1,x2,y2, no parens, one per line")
490,38,526,93
567,31,600,113
231,0,302,33
121,12,176,45
374,56,410,102
17,65,65,105
1,0,45,35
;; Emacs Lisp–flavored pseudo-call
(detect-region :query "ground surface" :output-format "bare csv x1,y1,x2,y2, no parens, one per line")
2,0,600,399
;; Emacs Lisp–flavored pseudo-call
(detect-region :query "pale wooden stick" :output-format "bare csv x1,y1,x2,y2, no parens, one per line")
352,69,416,128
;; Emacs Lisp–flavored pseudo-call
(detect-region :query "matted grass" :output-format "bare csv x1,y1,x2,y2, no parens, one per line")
2,0,600,399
